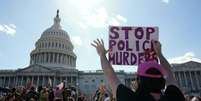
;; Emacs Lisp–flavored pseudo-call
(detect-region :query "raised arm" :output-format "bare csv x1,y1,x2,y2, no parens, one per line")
91,39,121,97
153,41,178,87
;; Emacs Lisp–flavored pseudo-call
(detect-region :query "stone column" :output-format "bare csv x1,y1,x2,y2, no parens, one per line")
48,76,50,86
39,53,41,63
0,77,2,87
63,55,66,64
47,53,50,63
178,72,182,86
60,54,63,64
8,76,11,87
21,76,24,86
39,54,41,63
68,56,70,65
42,76,45,86
57,53,60,64
53,53,55,63
63,55,65,64
195,71,200,89
76,77,78,87
37,54,40,63
189,71,195,90
13,76,16,87
26,77,29,85
34,54,36,63
15,76,18,87
184,71,188,87
43,53,45,63
44,53,47,63
54,53,57,63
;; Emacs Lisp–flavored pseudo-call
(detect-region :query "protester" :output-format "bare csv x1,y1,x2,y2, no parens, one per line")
39,87,49,101
91,39,185,101
24,86,39,101
0,84,85,101
104,93,110,101
48,88,55,101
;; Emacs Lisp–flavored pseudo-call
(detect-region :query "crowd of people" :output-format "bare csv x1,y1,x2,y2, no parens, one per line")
0,84,116,101
0,84,88,101
0,81,200,101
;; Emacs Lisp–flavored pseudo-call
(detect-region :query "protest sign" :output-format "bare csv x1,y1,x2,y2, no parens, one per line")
108,26,159,65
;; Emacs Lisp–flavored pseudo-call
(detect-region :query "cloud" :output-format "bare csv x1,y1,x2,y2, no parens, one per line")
168,52,201,64
116,15,127,23
72,36,83,46
80,7,127,29
0,24,16,36
161,0,169,4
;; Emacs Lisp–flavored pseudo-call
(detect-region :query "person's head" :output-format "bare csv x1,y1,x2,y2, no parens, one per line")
30,86,35,91
11,88,16,93
105,93,109,98
137,61,166,93
37,85,42,92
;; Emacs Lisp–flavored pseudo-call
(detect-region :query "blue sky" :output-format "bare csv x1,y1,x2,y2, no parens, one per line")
0,0,201,72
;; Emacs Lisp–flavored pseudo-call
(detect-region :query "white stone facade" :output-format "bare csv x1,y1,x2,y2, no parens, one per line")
30,10,76,68
171,61,201,96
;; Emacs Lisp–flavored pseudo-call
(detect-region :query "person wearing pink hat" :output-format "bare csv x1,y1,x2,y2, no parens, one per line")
91,39,185,101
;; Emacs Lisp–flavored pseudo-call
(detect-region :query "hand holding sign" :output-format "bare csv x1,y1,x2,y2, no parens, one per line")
109,26,159,65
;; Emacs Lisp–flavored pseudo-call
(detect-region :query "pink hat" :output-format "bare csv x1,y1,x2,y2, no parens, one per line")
137,61,165,78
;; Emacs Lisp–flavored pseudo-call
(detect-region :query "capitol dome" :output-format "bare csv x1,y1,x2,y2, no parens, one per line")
30,10,76,69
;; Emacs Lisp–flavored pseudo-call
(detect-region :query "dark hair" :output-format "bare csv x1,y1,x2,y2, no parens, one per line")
38,86,42,92
105,93,109,97
137,68,165,93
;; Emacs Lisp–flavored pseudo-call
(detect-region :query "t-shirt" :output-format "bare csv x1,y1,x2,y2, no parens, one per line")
116,84,185,101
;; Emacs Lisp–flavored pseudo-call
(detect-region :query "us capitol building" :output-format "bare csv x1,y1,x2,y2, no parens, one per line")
0,10,201,96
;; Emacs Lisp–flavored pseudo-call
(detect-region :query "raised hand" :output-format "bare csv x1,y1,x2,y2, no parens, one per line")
91,38,120,96
91,39,108,57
